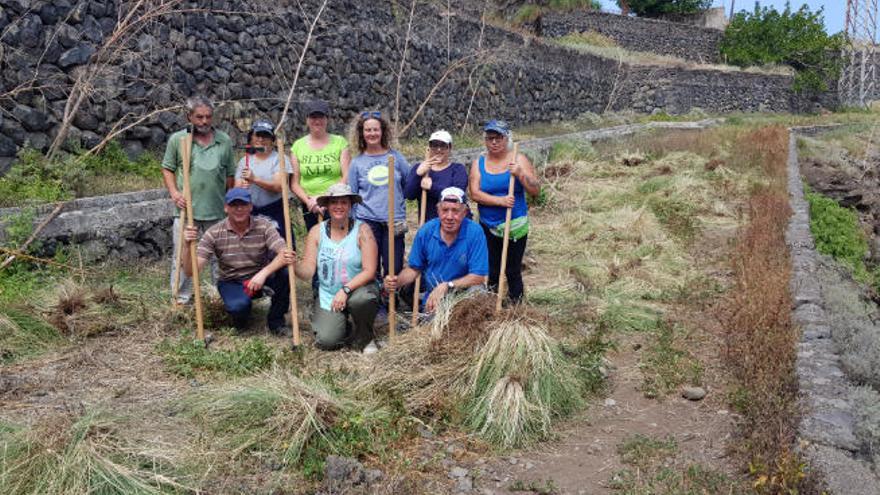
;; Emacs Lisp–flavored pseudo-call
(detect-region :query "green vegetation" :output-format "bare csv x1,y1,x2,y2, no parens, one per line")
0,141,162,207
618,0,711,17
805,187,871,282
639,321,702,398
510,478,559,494
721,4,844,92
0,308,62,364
157,338,276,378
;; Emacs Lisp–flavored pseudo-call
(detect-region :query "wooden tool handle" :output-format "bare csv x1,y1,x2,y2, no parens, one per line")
181,126,205,339
277,136,301,346
496,142,518,313
411,188,428,328
387,154,397,340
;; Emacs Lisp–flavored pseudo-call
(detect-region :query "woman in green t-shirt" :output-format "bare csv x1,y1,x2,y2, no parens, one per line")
289,100,352,233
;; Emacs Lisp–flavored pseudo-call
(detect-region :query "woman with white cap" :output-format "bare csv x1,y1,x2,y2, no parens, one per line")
235,119,293,236
404,129,470,221
289,100,352,233
294,183,380,352
469,119,540,304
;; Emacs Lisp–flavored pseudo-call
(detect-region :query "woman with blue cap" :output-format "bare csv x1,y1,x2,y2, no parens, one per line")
469,120,541,304
234,119,293,236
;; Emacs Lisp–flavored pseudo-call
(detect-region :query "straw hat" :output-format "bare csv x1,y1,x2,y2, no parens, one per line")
316,183,363,208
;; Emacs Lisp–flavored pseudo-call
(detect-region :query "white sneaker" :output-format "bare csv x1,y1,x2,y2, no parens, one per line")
362,340,379,355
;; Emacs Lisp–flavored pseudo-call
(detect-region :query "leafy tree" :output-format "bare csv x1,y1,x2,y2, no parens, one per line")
720,3,844,92
616,0,711,17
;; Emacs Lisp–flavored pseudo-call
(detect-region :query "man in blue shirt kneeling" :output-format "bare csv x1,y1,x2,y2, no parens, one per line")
384,187,488,314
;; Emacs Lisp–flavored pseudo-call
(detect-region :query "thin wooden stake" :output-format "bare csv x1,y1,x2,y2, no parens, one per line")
411,188,427,328
387,154,397,340
181,125,205,340
277,135,301,347
496,142,518,314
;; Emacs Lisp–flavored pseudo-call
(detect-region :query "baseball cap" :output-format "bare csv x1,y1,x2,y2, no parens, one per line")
225,188,252,204
428,130,452,145
483,119,510,136
304,100,331,117
251,120,275,137
439,186,466,204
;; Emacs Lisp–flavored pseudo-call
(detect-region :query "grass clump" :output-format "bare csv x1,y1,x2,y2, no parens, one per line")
638,321,702,399
0,308,62,364
157,337,275,378
183,367,407,479
547,139,595,163
805,187,870,282
464,319,584,448
0,412,187,494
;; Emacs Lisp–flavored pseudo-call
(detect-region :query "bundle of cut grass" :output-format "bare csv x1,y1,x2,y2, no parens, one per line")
0,308,61,363
355,293,498,415
0,412,186,495
184,366,380,465
463,318,584,448
45,280,141,337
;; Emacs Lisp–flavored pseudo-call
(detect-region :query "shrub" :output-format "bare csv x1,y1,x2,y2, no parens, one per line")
619,0,711,17
720,4,844,92
805,187,869,281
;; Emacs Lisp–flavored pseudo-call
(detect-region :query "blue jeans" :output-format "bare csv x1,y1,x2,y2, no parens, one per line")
216,269,290,330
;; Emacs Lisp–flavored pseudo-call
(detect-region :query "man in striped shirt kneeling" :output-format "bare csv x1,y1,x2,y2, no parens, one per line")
182,188,296,334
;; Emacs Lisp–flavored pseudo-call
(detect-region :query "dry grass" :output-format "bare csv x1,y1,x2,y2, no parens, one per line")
45,279,145,338
719,126,825,494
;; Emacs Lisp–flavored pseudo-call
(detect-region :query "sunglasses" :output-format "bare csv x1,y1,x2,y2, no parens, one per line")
428,141,449,150
360,111,382,120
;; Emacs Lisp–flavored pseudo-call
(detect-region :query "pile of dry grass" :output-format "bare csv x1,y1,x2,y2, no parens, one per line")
0,412,186,494
45,280,141,337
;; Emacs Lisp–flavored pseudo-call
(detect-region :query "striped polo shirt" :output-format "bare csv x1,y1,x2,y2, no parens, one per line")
197,216,287,281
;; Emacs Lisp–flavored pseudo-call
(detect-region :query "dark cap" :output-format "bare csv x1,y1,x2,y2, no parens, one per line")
250,120,275,137
304,100,331,117
225,188,252,204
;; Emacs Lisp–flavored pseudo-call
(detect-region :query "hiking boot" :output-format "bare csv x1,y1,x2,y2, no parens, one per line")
362,340,379,355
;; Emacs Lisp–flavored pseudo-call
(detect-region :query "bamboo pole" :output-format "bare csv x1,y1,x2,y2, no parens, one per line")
387,154,397,340
411,188,428,328
496,142,518,313
276,134,301,347
181,125,205,340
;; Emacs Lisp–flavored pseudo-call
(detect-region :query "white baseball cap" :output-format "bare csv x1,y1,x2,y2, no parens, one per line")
428,130,452,145
439,186,466,204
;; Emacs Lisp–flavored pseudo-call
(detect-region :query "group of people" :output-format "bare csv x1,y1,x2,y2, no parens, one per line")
162,96,540,354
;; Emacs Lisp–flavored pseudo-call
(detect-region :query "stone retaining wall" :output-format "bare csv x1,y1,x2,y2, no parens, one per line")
0,119,721,262
787,127,880,494
542,10,723,64
0,0,818,175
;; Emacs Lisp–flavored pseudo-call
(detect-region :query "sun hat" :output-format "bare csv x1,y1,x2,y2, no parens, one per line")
250,119,275,137
439,186,467,204
428,130,452,145
304,100,331,117
316,183,363,208
225,187,252,204
483,119,510,137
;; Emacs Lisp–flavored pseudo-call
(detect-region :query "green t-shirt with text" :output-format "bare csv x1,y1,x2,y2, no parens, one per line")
291,134,348,197
161,129,235,221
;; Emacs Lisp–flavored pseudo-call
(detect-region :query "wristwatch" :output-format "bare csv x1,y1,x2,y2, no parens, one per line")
342,285,352,296
447,281,455,290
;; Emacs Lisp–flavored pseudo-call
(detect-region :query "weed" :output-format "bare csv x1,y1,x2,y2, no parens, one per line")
157,338,276,378
639,321,702,399
509,478,559,494
805,186,870,281
548,139,595,163
610,464,741,494
618,434,678,468
562,330,614,395
0,307,62,364
598,301,661,333
649,197,699,243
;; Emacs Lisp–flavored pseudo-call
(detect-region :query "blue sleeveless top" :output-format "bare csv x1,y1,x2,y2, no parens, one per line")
478,155,528,231
317,220,363,311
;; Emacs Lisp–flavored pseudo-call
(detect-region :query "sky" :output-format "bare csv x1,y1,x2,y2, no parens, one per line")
596,1,846,36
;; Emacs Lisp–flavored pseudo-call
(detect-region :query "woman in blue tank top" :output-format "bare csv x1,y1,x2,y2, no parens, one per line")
468,120,541,304
294,183,380,353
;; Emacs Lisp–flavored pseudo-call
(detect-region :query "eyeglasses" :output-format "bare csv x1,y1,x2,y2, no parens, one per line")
484,134,506,143
428,141,449,150
360,111,381,120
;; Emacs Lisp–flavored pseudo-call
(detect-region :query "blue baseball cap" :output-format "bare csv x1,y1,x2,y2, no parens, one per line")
250,120,275,137
225,188,252,204
483,119,510,136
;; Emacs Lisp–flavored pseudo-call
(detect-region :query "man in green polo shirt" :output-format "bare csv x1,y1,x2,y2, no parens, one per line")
162,95,236,304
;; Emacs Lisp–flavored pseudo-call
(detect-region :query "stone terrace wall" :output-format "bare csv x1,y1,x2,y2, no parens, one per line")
542,10,723,64
0,0,813,175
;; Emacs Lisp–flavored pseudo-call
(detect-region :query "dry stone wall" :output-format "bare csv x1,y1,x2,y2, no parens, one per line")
0,0,820,175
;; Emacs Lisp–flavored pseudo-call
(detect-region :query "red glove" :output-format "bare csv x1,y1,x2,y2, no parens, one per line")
242,279,257,298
